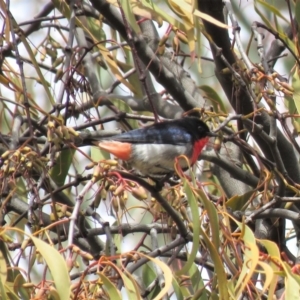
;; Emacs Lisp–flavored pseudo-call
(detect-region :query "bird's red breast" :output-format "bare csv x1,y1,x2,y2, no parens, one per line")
190,137,209,164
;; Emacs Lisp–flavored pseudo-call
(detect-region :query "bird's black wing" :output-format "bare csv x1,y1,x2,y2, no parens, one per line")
109,123,192,145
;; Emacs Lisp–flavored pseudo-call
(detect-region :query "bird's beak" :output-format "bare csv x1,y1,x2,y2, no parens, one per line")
207,131,218,137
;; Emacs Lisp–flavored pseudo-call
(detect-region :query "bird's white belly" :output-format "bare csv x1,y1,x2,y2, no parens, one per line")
130,144,193,175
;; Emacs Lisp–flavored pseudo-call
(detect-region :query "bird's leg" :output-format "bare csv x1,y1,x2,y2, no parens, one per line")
152,178,164,191
150,172,175,191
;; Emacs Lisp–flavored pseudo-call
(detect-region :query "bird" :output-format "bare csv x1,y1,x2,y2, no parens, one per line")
93,117,213,178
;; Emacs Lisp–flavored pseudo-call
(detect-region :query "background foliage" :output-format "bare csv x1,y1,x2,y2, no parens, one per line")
1,0,300,299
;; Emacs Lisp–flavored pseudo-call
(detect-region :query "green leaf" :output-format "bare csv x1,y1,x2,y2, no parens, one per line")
176,180,200,276
91,145,111,162
30,236,71,300
256,261,274,296
0,250,7,290
189,263,208,300
139,253,173,300
99,273,122,300
282,262,300,299
139,0,182,28
286,67,300,131
142,262,155,283
254,0,289,23
226,190,255,211
0,269,7,300
110,98,140,129
13,274,30,300
296,0,300,41
120,0,141,34
291,70,300,114
196,189,220,250
291,69,300,113
123,271,142,300
198,226,229,299
254,0,295,55
117,60,143,98
199,85,227,113
86,18,106,43
259,239,281,297
142,263,161,298
234,222,259,298
172,277,185,300
50,149,75,187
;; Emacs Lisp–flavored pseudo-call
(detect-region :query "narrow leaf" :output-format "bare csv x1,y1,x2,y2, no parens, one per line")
176,180,200,275
30,236,71,300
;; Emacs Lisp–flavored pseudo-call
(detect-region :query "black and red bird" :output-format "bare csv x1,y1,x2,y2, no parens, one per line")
94,117,213,177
